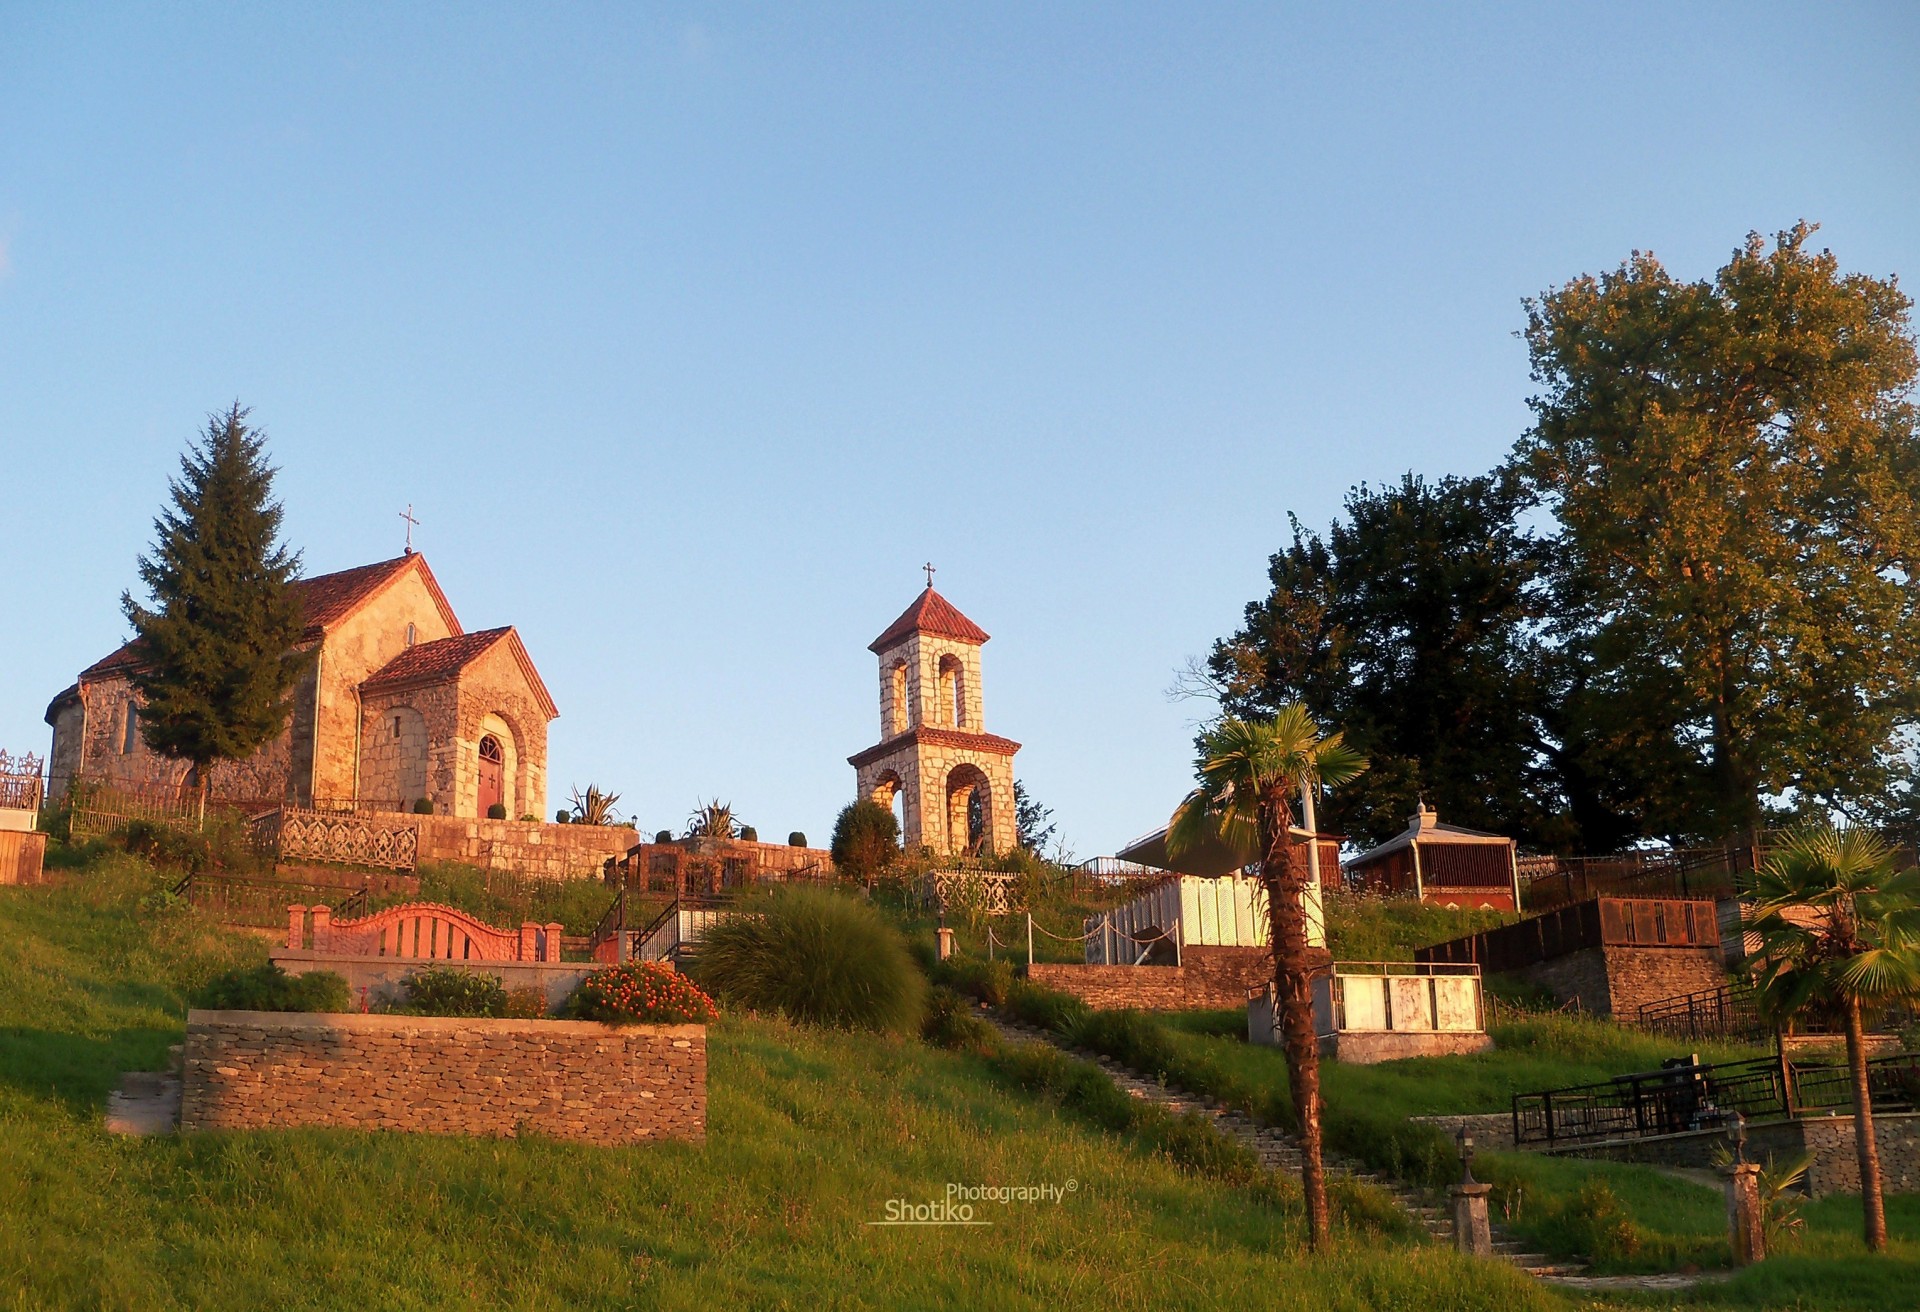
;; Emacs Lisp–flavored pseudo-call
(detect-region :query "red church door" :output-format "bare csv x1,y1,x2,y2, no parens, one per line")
478,735,505,817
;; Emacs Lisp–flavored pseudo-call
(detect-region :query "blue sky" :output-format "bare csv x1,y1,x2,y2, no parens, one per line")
2,4,1916,855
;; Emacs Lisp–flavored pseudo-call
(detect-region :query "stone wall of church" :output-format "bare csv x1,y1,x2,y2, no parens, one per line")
450,642,549,821
310,568,458,804
355,700,431,810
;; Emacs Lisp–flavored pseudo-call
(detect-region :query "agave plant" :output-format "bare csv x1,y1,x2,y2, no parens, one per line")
685,799,740,840
567,784,622,826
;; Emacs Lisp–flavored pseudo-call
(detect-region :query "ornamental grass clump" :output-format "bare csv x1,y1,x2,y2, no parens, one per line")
567,962,719,1025
693,886,926,1034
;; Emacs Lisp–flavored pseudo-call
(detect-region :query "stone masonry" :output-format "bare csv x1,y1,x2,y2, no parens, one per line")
1522,945,1726,1020
849,587,1019,855
180,1010,705,1146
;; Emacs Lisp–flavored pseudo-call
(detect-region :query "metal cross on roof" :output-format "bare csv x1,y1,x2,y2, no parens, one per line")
923,561,936,588
400,504,420,555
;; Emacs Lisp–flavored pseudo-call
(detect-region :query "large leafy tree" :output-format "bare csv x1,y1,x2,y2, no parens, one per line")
1745,827,1920,1251
1167,707,1365,1251
1209,473,1582,849
122,404,306,816
1517,224,1920,840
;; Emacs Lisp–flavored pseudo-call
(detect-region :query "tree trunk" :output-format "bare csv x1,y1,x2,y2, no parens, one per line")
195,769,209,831
1845,997,1887,1251
1262,787,1330,1250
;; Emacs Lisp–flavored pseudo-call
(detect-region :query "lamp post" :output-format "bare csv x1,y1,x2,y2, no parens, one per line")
1451,1124,1493,1257
1724,1110,1764,1265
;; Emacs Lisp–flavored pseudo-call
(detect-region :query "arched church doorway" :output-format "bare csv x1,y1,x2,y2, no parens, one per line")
478,735,505,817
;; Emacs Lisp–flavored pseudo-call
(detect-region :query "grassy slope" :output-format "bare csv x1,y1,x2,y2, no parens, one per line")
0,854,1558,1312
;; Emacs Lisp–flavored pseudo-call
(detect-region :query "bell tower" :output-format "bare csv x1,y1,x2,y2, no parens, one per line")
849,582,1019,855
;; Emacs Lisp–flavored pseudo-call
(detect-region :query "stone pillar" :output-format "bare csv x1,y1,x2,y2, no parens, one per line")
936,927,955,961
543,922,565,964
311,905,332,953
1725,1163,1765,1265
287,905,307,951
519,923,540,962
1452,1182,1494,1257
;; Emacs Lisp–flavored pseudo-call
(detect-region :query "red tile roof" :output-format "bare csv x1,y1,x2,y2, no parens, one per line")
847,725,1020,769
868,588,991,653
361,626,559,719
78,555,462,681
361,628,513,689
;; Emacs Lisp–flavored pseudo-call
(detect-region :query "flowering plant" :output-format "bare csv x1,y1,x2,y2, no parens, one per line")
567,961,719,1025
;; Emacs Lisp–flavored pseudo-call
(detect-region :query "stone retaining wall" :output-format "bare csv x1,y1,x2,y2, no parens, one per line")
180,1010,704,1145
1520,945,1725,1019
412,815,638,879
1027,947,1272,1011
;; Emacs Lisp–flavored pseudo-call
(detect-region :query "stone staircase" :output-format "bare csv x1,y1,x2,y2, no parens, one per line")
987,1012,1587,1281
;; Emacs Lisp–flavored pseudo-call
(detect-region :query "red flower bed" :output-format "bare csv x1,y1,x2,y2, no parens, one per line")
567,962,719,1025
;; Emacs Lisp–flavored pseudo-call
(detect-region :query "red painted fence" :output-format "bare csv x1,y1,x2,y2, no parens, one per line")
286,901,562,963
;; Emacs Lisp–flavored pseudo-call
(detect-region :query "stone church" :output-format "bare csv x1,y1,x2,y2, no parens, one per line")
850,586,1019,855
45,553,557,820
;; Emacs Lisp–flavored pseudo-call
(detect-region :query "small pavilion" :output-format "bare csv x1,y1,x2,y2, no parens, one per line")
1343,806,1520,910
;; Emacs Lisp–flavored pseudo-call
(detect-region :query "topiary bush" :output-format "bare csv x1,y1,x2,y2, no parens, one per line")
394,966,508,1017
738,826,758,843
565,962,719,1024
413,797,434,815
788,831,807,847
195,963,350,1013
486,802,507,820
830,799,899,885
692,886,926,1033
555,809,572,823
655,829,673,844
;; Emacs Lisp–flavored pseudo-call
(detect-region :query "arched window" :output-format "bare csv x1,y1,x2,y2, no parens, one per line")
121,702,137,755
937,655,965,728
405,622,417,648
479,735,503,764
887,660,909,736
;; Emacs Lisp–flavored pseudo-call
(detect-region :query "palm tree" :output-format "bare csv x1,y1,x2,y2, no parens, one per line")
1744,826,1920,1252
1167,706,1365,1251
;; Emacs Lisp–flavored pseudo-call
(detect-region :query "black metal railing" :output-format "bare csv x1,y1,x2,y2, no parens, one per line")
1513,1050,1920,1146
1637,982,1770,1043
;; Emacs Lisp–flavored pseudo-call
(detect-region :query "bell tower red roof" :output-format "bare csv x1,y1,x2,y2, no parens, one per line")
868,588,991,653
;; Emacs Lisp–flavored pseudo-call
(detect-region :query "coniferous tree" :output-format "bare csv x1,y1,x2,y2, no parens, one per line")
122,404,306,818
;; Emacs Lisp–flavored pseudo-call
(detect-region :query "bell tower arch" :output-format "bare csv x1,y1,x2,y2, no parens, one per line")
849,581,1019,856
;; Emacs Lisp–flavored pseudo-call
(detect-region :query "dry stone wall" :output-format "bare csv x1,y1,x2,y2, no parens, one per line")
180,1010,704,1145
1520,945,1726,1019
413,815,637,879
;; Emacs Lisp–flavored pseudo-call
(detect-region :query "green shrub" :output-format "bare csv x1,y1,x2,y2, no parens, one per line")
486,803,508,820
692,886,925,1033
1003,978,1092,1034
120,819,213,873
413,797,434,815
395,967,507,1017
655,829,673,844
921,985,998,1054
934,953,1014,1007
830,800,899,884
194,963,350,1013
788,831,807,847
566,962,719,1024
518,813,537,822
738,826,758,843
1534,1180,1641,1264
555,809,571,823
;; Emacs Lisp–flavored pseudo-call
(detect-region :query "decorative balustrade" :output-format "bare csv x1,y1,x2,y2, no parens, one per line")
277,806,419,870
287,901,561,963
